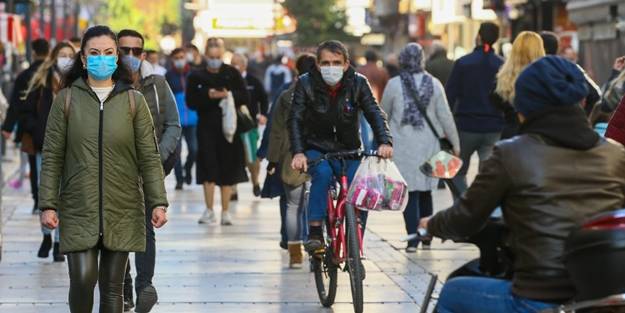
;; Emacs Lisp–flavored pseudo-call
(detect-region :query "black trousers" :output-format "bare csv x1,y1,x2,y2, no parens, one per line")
67,245,129,313
124,205,155,297
29,154,38,207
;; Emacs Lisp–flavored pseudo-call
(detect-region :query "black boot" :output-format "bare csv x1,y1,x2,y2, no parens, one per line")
53,242,65,262
38,234,52,258
135,285,158,313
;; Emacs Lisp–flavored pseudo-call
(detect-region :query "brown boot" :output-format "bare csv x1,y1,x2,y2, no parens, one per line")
288,243,303,269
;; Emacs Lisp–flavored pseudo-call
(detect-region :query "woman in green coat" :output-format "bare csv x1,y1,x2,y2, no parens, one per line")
39,25,168,313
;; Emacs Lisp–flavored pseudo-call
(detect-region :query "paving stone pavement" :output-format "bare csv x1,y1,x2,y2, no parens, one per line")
0,148,478,313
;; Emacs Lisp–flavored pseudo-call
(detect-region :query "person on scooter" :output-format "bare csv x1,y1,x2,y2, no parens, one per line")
420,56,625,313
289,40,393,254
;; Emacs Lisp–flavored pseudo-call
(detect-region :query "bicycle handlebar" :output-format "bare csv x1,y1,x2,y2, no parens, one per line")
306,150,379,167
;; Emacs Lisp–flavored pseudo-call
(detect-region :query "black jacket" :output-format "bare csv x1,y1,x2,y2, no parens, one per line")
2,60,44,141
21,69,57,152
428,106,625,302
244,73,269,119
288,67,392,154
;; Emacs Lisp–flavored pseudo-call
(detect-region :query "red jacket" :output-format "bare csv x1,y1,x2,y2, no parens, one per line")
606,96,625,145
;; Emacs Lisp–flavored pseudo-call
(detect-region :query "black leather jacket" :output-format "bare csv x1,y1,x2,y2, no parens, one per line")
288,67,392,154
428,107,625,302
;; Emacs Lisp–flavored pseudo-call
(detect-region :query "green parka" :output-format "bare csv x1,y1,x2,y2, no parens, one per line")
39,78,168,253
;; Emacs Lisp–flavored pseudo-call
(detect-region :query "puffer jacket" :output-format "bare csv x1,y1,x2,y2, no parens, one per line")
288,67,392,154
428,106,625,302
39,78,168,253
138,62,181,162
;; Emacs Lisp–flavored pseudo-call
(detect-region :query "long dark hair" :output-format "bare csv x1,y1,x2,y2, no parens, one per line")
62,25,133,88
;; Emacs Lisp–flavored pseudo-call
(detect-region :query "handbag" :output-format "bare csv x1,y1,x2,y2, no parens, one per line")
237,104,256,133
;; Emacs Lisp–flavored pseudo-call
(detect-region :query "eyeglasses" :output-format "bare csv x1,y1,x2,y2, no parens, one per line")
119,47,144,56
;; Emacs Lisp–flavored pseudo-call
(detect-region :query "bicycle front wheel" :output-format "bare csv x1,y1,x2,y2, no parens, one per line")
312,246,338,307
345,204,364,313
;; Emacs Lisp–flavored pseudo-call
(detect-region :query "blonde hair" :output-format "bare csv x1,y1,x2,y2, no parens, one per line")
495,31,545,103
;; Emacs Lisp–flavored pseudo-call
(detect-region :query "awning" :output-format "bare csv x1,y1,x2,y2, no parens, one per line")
0,13,23,45
566,0,620,11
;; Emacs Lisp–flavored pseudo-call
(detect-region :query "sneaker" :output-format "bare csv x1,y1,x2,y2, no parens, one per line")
198,209,216,224
422,240,432,250
135,285,158,313
221,211,233,226
175,182,183,190
253,185,261,197
406,240,420,253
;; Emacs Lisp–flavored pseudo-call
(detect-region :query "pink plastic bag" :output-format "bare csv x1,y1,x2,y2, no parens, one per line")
347,157,409,212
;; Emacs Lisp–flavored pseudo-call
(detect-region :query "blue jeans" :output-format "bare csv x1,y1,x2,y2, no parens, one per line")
305,150,360,222
436,277,557,313
174,126,198,184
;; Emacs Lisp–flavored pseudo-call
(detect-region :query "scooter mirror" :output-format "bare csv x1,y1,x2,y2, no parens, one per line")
419,151,463,180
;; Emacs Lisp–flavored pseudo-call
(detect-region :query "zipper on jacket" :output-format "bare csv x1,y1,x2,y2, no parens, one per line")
98,100,104,237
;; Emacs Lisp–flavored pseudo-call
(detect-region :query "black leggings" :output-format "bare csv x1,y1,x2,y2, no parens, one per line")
67,245,129,313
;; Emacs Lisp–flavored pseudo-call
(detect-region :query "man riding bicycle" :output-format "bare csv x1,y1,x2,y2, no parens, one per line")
289,40,393,254
420,56,625,312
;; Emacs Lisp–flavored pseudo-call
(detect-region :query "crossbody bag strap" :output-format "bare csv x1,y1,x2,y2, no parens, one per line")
411,87,453,151
128,90,136,116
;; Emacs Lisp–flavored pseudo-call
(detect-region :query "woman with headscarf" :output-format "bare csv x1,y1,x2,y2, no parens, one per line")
380,43,460,252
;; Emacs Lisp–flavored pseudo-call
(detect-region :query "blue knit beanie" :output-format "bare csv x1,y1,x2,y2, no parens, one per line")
514,56,589,116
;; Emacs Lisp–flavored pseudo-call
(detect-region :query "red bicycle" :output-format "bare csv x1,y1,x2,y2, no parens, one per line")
307,150,377,313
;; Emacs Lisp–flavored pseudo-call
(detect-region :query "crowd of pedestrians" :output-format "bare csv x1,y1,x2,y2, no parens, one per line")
1,18,625,313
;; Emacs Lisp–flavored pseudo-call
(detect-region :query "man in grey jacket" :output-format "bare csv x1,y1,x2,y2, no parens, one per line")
118,29,181,313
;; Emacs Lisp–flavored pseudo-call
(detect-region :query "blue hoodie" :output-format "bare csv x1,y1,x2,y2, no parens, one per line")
166,67,198,127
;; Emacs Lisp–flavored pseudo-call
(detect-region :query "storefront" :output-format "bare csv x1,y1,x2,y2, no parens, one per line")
567,0,625,83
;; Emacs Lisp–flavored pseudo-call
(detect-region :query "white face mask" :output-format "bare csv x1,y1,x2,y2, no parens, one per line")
186,52,195,63
57,57,74,73
320,66,344,86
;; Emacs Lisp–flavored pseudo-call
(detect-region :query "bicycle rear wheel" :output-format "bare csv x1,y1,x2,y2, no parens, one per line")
345,204,364,313
312,247,338,307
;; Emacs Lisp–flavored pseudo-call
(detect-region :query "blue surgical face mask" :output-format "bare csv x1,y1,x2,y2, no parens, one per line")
86,55,118,81
122,55,142,72
207,58,222,69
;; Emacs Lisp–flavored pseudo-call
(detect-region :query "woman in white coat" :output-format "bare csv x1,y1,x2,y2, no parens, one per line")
381,43,459,252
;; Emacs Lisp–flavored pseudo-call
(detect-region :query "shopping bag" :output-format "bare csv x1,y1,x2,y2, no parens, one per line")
347,157,409,212
219,92,237,143
419,150,463,180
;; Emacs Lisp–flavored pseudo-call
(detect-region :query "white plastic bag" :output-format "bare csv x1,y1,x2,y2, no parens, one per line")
347,157,409,212
219,91,236,143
